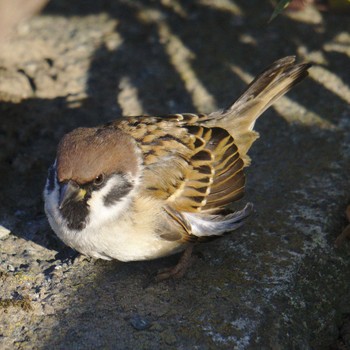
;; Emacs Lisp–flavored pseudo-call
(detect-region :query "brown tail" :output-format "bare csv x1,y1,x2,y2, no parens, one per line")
205,56,312,166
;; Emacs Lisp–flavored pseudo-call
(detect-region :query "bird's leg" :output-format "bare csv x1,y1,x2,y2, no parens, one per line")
155,244,195,282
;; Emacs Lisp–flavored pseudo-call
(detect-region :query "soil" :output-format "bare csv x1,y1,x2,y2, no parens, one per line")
0,1,350,349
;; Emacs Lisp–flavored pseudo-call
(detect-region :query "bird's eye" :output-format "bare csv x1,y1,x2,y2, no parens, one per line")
93,174,105,186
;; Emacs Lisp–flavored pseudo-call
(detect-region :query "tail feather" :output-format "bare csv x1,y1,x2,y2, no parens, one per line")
183,203,253,238
205,56,312,165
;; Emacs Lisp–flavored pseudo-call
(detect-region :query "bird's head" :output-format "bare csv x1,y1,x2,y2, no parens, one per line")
44,126,142,231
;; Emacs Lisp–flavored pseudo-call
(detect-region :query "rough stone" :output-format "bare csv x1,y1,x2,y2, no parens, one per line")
0,225,11,239
0,1,349,349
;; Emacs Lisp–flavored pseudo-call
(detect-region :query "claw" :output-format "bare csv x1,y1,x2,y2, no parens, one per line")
154,244,194,282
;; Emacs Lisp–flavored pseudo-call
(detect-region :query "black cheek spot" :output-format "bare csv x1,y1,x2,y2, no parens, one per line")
103,181,133,207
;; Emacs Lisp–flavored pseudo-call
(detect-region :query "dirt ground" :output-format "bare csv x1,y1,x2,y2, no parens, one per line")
0,1,350,349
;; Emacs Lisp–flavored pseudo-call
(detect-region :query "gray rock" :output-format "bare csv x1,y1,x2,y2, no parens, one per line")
0,1,349,349
0,225,11,239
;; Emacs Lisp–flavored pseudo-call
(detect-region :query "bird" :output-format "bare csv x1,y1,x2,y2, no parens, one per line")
44,56,311,281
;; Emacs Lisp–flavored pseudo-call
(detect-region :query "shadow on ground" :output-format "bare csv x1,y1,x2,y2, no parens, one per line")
1,0,350,349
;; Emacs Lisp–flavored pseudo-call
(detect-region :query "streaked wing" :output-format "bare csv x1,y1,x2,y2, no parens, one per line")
118,115,245,214
182,125,245,213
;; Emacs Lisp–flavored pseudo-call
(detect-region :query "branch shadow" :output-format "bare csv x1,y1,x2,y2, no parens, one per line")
1,0,349,349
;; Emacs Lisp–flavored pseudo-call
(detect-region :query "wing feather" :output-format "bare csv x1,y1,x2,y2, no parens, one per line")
118,115,248,241
114,55,311,241
120,117,246,213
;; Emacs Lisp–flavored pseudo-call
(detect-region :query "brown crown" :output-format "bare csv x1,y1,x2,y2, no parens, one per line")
56,126,140,184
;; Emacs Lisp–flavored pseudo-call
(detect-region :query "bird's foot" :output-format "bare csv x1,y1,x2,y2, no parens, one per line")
154,244,194,282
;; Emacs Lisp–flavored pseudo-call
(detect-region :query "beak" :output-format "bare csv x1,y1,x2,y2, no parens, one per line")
59,180,86,209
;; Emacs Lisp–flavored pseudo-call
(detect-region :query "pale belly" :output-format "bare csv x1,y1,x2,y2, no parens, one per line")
54,219,186,262
45,190,186,262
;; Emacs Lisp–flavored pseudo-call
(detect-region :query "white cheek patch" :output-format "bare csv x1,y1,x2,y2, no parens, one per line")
87,175,134,228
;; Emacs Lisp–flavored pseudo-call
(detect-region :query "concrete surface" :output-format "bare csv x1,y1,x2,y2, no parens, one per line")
0,0,349,349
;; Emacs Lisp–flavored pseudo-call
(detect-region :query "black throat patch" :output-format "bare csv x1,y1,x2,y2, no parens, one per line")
60,198,90,231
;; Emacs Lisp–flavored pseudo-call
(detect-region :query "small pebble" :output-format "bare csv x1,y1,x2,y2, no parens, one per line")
130,315,151,330
7,264,15,272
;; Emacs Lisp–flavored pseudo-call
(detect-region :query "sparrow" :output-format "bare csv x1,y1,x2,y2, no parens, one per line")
44,56,311,281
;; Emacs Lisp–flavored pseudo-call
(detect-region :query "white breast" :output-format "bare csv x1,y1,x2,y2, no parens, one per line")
44,182,184,262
